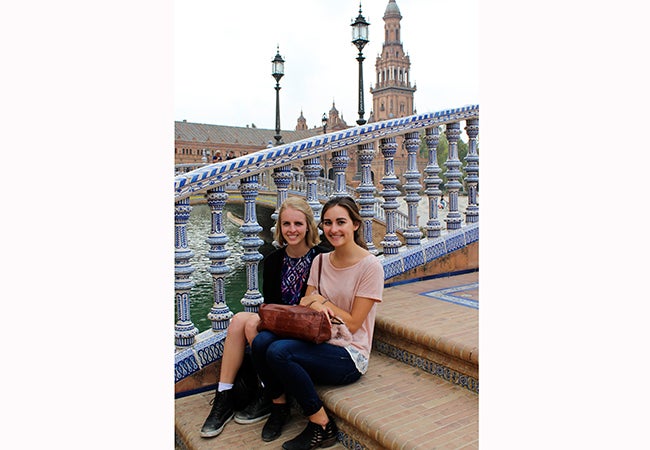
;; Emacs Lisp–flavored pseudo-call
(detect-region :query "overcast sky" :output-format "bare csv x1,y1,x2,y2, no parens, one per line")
174,0,478,129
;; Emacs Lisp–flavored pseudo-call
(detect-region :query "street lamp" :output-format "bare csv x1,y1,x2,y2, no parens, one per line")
271,46,285,145
322,112,328,179
351,3,369,126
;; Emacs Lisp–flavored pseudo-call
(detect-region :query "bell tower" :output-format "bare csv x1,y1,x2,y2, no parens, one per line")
370,0,416,122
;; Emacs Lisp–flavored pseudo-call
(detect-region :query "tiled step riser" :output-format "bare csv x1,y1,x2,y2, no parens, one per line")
373,329,479,395
333,418,383,450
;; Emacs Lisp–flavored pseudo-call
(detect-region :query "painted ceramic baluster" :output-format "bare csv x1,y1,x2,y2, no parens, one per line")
206,187,233,331
302,157,323,221
423,127,443,238
331,149,350,198
175,197,198,347
464,118,479,223
271,165,292,247
379,137,401,255
403,131,423,246
444,122,463,230
238,176,264,312
357,142,377,254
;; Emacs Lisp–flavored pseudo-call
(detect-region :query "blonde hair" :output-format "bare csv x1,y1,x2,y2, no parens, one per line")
273,196,320,248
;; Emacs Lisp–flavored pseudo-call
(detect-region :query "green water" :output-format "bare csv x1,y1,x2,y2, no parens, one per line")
185,202,276,333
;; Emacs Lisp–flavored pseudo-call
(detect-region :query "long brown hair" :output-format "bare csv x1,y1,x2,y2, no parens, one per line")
273,196,320,248
320,196,367,250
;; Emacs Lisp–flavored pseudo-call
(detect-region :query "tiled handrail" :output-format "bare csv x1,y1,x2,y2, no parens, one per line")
174,106,478,200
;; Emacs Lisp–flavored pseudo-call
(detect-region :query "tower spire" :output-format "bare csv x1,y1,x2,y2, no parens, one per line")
369,0,416,122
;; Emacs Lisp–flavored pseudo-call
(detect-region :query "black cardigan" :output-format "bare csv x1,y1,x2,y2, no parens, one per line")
261,244,331,305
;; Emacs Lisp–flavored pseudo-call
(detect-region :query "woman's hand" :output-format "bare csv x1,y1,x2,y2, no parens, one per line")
299,292,325,308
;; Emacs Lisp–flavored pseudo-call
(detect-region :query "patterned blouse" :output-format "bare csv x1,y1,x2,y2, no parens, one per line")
280,247,318,305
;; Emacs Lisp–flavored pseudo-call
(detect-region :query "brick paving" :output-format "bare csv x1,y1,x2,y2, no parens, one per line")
176,271,478,449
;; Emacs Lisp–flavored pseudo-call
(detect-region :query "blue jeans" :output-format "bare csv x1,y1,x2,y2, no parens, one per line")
251,331,362,417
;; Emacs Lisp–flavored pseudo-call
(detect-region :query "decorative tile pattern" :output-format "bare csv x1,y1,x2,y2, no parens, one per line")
420,282,479,309
464,223,479,243
402,249,425,271
424,239,447,262
374,340,479,394
174,348,200,383
380,258,402,280
337,431,368,450
444,232,466,253
174,330,227,383
380,228,472,281
195,332,226,367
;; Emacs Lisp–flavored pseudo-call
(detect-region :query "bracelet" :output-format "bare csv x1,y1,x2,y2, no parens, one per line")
321,299,329,305
306,300,317,307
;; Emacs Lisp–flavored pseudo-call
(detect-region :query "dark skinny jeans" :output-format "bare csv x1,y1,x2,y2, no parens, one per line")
251,330,362,417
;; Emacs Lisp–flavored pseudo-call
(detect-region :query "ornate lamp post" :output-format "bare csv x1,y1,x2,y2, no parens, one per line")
322,112,329,179
351,3,369,126
271,46,285,145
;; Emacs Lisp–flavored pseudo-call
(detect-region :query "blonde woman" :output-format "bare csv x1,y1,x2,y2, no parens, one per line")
200,196,330,438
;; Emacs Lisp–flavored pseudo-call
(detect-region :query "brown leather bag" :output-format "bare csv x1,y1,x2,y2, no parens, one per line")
257,304,332,344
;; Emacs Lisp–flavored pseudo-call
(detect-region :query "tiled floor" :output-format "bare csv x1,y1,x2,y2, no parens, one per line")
380,271,478,360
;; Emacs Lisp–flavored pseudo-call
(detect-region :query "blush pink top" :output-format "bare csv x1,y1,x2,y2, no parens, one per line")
308,253,384,362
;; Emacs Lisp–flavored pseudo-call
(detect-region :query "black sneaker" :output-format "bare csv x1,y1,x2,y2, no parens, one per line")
234,390,272,424
261,403,291,442
282,416,338,450
200,390,235,438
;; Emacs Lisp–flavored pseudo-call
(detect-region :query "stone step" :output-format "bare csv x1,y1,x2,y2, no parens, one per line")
176,350,477,450
317,351,478,449
373,273,479,393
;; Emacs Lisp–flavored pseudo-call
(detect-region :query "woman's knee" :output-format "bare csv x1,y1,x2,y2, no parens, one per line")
230,312,257,333
266,340,300,366
243,314,261,343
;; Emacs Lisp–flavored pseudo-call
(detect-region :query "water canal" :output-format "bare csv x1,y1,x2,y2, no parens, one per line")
186,202,276,333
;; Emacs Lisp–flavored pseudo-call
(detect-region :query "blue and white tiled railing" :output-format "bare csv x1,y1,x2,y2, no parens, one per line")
175,106,479,382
